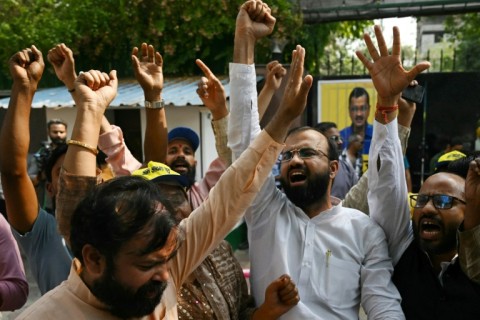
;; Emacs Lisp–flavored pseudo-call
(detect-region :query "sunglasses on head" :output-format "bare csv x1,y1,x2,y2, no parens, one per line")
409,194,466,210
280,147,328,162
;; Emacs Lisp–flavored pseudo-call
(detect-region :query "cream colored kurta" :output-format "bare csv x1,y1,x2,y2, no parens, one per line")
16,130,283,320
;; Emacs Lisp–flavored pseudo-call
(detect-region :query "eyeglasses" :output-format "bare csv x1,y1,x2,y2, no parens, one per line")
349,105,368,113
409,194,466,210
329,135,342,143
280,147,328,162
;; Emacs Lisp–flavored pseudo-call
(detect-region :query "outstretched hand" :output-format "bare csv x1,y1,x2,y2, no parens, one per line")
236,0,276,42
47,43,76,90
195,59,228,119
265,45,312,143
356,25,430,106
9,45,45,91
132,43,163,101
73,70,118,112
278,45,312,120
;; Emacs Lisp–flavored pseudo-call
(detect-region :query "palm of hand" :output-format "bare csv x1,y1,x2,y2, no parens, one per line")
55,61,73,82
204,84,225,110
138,62,163,91
369,56,410,99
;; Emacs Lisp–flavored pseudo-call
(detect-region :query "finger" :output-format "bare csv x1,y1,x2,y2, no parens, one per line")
147,44,154,63
291,45,305,83
31,45,45,67
266,60,279,71
250,0,262,20
406,61,431,82
196,87,208,99
198,77,209,89
14,51,27,67
279,286,299,302
264,9,276,29
47,50,62,64
364,33,380,61
300,75,313,98
374,25,389,57
195,59,214,79
271,63,286,77
60,44,74,63
132,46,139,57
254,1,267,22
391,26,401,56
141,43,148,61
100,72,110,87
131,55,140,72
355,51,373,70
81,71,94,87
21,49,31,65
282,294,300,306
155,52,163,67
108,70,118,92
409,80,418,86
88,70,101,90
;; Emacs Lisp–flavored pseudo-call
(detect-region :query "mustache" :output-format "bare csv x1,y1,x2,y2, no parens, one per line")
171,159,189,166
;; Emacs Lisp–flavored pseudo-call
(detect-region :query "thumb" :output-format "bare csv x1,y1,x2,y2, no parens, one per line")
109,70,118,91
406,61,430,82
299,75,313,97
267,275,289,294
131,55,140,72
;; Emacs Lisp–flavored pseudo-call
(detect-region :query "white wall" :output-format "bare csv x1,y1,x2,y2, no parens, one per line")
47,106,219,180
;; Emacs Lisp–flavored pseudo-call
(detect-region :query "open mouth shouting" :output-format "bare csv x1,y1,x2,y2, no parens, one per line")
288,169,307,186
171,160,189,174
418,217,442,241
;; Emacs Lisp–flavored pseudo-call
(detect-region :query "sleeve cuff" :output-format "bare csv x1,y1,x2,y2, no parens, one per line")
98,125,123,149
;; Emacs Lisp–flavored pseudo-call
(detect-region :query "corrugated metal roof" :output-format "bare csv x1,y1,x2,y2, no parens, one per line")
0,75,263,109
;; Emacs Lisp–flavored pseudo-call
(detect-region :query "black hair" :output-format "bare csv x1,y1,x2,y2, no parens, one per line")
286,126,339,161
348,87,370,106
314,122,337,134
47,118,67,130
443,151,480,179
45,143,68,182
70,176,184,263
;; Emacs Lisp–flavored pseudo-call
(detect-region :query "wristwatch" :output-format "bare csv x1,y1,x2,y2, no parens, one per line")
144,99,165,109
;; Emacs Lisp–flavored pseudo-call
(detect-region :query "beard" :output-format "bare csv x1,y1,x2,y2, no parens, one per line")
90,260,167,318
412,215,458,255
170,158,196,187
280,167,330,210
51,137,66,145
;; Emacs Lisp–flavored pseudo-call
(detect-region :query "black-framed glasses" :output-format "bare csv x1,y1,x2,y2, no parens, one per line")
410,194,466,210
349,105,368,113
329,135,342,143
280,147,328,162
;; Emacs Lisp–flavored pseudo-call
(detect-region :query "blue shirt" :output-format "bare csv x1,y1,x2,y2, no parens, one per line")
340,123,373,174
12,209,71,294
339,123,373,155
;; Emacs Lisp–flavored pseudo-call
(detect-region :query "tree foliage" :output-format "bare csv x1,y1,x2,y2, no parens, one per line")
445,13,480,72
0,0,373,88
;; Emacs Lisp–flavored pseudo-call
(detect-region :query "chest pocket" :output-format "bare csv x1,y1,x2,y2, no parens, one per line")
310,254,361,308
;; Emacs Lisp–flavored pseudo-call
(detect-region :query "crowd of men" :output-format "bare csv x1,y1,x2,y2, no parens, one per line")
0,1,479,319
